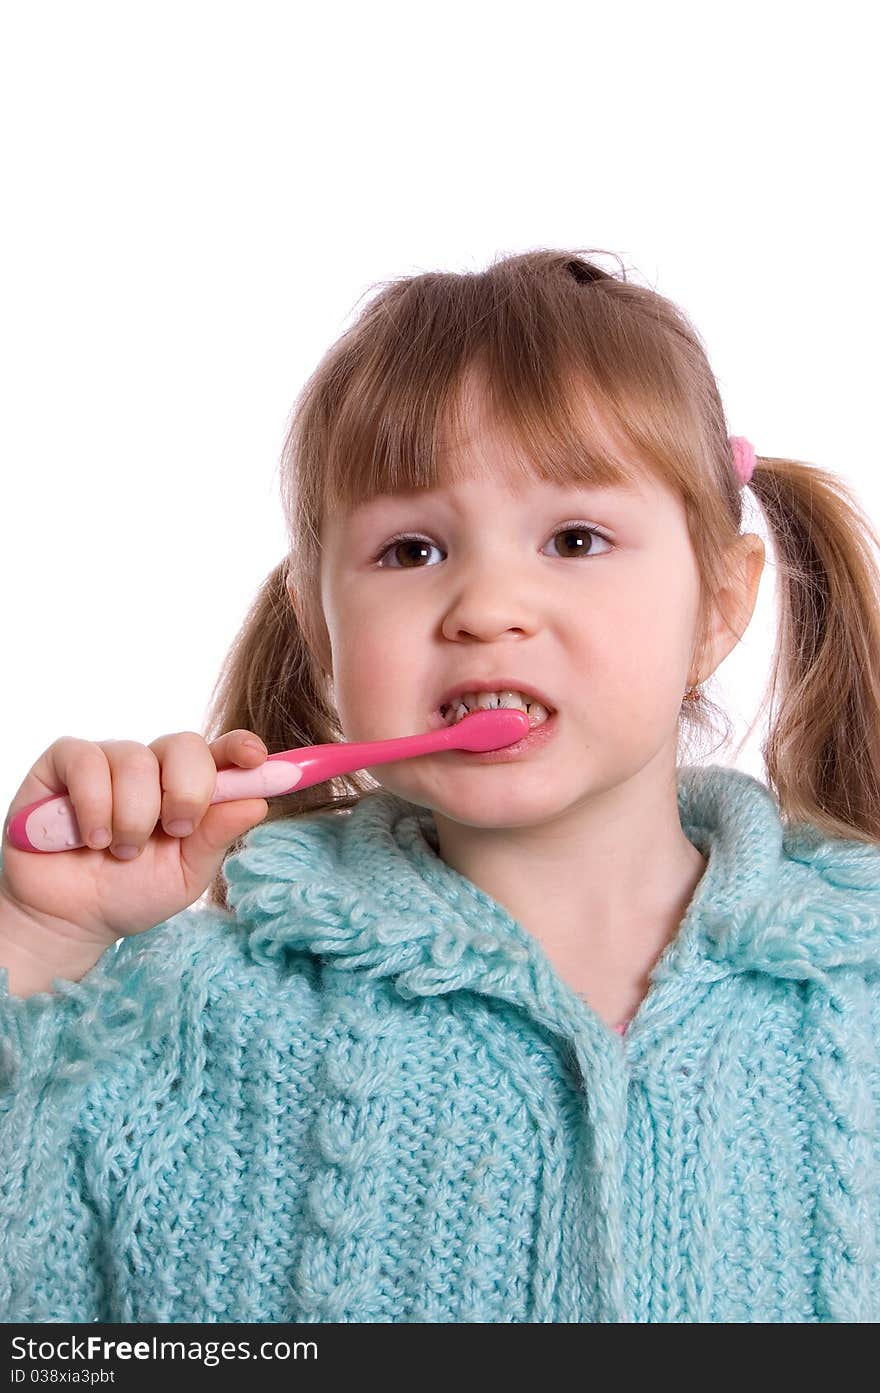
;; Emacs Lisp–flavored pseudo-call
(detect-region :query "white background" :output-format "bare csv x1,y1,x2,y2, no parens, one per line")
1,0,877,815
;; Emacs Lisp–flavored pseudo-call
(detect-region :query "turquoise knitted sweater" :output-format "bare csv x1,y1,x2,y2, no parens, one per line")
2,763,879,1323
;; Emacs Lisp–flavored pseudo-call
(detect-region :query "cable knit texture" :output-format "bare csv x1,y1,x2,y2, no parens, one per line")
2,763,880,1323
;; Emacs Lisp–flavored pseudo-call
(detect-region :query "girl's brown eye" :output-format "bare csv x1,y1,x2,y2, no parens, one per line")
549,526,612,558
376,536,440,568
373,523,612,568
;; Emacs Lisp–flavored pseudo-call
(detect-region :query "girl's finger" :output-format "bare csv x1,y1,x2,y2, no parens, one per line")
206,728,268,768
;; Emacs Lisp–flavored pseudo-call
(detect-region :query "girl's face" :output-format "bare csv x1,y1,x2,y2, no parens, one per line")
317,415,746,832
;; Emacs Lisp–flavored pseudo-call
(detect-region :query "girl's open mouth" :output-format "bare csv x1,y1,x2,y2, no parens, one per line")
436,706,560,762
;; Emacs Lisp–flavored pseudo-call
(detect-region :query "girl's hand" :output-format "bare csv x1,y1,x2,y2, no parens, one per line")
0,730,270,953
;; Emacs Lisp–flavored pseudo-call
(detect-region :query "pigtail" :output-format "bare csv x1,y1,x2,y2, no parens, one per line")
744,456,880,845
199,558,380,912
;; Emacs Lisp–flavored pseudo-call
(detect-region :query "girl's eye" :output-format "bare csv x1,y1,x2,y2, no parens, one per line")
372,523,613,569
544,524,613,559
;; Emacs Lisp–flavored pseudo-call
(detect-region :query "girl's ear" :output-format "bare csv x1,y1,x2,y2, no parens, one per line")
700,533,766,679
737,533,766,623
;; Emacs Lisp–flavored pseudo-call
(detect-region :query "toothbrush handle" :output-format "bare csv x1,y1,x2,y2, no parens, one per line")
6,719,506,853
6,755,310,854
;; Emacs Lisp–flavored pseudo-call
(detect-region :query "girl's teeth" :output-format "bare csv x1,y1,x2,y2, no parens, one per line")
440,691,552,727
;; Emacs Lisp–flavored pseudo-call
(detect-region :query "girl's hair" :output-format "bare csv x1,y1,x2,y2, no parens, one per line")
202,247,880,910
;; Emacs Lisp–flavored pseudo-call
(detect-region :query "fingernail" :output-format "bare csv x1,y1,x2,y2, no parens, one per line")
243,739,267,753
166,819,194,837
112,844,139,860
90,828,111,848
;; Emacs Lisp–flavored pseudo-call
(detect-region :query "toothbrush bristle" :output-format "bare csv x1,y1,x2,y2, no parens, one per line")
449,707,530,751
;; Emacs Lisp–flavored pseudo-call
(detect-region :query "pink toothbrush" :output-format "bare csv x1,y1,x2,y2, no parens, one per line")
6,708,531,853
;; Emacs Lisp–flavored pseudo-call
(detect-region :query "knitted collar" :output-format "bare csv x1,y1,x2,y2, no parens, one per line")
223,763,880,1001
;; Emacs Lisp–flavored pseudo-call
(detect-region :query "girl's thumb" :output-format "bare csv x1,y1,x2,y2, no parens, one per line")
181,798,269,884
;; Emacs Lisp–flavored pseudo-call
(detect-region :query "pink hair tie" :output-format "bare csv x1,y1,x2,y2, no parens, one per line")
730,435,756,486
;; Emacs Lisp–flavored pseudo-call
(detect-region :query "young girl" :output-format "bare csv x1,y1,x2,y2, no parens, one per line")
2,247,880,1324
